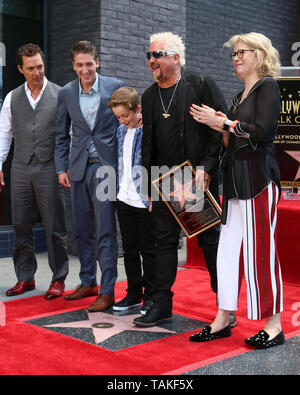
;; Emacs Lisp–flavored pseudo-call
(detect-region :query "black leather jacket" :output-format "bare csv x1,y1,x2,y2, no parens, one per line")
141,69,227,197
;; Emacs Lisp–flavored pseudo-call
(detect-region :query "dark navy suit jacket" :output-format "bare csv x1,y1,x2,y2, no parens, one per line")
55,73,124,181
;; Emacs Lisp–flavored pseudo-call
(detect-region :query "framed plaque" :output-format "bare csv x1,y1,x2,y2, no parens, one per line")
152,160,221,238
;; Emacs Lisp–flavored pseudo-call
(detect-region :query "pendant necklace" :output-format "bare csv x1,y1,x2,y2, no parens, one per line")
158,72,181,119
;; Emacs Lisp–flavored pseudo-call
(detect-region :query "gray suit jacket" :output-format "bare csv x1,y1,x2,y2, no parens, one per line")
55,73,124,182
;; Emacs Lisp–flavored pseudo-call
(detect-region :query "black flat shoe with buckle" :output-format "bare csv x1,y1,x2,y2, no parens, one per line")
189,325,231,343
245,330,285,349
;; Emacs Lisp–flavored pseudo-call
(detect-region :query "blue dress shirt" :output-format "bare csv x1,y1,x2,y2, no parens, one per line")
79,75,101,158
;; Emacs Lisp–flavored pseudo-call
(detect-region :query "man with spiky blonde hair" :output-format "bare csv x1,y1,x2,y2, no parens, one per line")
150,32,186,67
134,32,228,328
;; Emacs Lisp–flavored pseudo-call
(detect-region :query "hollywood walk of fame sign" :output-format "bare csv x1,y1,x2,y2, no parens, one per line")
275,78,300,188
152,161,221,238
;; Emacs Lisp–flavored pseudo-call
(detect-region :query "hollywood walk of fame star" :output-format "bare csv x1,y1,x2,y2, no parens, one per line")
44,311,176,345
169,178,197,210
285,150,300,180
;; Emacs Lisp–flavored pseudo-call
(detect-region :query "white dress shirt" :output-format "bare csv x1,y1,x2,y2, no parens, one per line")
0,77,48,170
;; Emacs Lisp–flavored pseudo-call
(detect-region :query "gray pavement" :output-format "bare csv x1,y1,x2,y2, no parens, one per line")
184,336,300,375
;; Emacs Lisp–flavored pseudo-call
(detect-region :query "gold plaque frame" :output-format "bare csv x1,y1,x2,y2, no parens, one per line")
152,160,221,238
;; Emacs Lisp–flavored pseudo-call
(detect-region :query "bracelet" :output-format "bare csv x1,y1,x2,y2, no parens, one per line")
222,119,231,132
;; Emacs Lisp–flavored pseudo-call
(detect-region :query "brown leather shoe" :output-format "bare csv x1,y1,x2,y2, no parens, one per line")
87,294,115,312
64,285,98,300
6,280,35,296
45,281,65,300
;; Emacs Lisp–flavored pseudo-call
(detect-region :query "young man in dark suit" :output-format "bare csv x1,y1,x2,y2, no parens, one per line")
55,41,124,311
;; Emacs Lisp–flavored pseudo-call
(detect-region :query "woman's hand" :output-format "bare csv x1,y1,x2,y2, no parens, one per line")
190,104,226,133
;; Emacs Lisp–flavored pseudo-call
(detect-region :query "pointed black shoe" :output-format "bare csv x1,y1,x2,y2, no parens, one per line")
245,330,285,349
189,325,231,342
133,306,172,327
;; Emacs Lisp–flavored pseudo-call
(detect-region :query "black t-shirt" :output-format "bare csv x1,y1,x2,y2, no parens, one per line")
153,82,183,168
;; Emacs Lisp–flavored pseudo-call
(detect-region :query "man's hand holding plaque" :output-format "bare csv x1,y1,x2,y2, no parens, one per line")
152,161,221,238
195,168,211,191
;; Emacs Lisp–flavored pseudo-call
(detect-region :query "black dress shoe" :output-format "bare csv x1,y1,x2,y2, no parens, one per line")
133,306,172,327
245,330,285,349
189,325,231,342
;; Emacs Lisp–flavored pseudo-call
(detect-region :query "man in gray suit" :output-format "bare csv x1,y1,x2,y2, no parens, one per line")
0,43,69,299
55,41,124,312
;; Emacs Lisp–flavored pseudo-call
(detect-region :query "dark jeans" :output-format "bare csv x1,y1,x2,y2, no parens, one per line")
71,163,117,295
151,200,219,312
117,200,155,299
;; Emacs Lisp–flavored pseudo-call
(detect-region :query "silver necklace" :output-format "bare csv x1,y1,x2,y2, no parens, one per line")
158,72,181,119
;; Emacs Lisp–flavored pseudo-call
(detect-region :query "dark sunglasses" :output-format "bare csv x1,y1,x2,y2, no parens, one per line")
146,50,176,60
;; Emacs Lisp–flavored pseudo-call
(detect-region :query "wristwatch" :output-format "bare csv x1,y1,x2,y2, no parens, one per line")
223,119,231,132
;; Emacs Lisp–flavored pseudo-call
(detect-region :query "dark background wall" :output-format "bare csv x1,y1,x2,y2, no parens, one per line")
47,0,186,92
47,0,100,86
186,0,300,104
98,0,186,92
0,0,43,227
47,0,300,106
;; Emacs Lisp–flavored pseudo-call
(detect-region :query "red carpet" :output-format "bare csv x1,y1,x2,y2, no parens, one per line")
0,269,299,375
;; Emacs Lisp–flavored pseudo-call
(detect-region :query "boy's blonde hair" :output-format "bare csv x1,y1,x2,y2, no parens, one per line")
108,86,140,111
224,32,281,78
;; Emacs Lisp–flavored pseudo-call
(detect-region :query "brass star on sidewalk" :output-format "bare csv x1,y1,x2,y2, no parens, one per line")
44,311,176,345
